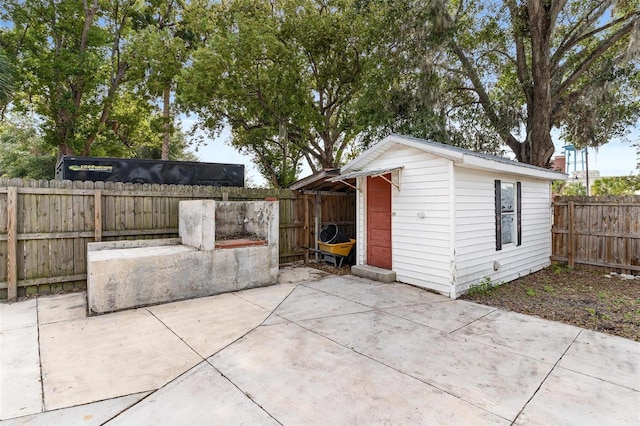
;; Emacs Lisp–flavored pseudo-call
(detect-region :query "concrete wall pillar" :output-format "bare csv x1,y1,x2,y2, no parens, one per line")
179,200,216,250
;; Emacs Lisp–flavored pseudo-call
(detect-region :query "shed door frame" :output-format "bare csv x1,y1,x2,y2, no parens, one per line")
366,173,393,269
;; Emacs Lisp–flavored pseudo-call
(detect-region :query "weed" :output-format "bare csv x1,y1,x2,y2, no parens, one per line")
552,263,571,274
602,314,612,321
598,291,607,301
585,307,596,316
526,288,536,297
614,298,627,306
543,285,554,293
467,277,497,296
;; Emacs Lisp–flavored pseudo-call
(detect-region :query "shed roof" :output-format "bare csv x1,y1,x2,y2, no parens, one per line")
341,134,568,181
289,168,355,193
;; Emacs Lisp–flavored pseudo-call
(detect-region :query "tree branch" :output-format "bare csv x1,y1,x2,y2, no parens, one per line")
554,15,638,101
552,10,638,70
83,61,129,154
548,0,568,36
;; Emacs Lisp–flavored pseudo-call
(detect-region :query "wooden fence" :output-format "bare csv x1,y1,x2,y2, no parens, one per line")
297,191,356,258
551,195,640,273
0,178,357,300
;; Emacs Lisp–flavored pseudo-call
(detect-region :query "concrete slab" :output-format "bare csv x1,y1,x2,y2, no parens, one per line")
0,298,37,332
233,283,297,311
452,309,582,363
383,299,496,333
2,392,149,426
37,293,87,325
0,325,42,420
146,293,271,358
558,329,640,390
107,362,278,425
210,322,508,425
3,271,639,424
516,367,640,425
305,276,449,309
39,309,201,411
301,310,553,420
351,264,396,283
272,285,372,322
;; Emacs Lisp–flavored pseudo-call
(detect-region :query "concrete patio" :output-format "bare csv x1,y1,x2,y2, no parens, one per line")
1,267,639,425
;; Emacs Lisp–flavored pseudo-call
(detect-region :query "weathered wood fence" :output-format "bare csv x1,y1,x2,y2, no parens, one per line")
551,195,640,273
0,178,356,300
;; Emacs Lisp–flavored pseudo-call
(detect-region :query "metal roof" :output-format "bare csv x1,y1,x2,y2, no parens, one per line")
288,168,355,193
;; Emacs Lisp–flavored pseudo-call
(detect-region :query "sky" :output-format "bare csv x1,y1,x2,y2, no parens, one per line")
186,117,639,187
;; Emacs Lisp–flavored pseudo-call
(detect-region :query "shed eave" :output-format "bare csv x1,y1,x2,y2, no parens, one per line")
340,140,397,173
460,154,568,181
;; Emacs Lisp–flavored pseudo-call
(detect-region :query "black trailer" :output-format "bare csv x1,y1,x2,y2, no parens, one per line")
55,156,245,187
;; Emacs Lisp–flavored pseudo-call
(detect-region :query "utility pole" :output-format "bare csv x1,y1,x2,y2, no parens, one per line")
585,148,589,196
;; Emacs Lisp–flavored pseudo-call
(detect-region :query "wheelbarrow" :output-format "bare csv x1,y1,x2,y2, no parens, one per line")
313,239,356,267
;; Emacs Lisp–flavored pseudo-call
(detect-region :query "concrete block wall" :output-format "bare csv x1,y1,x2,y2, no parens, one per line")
213,201,276,240
214,202,246,237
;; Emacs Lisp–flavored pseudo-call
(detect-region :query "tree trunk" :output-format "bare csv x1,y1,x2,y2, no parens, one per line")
161,85,170,160
527,0,556,167
280,118,287,186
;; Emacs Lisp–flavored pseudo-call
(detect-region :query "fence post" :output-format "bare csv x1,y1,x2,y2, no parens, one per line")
94,189,102,242
314,192,322,261
568,200,575,268
7,186,18,300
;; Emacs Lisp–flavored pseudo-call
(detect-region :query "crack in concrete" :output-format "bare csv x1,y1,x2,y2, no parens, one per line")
447,307,498,334
511,329,583,425
36,297,45,413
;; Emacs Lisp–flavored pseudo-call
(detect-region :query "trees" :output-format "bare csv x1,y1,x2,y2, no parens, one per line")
0,118,57,179
180,0,377,187
0,50,13,114
381,0,640,167
1,0,198,166
2,0,636,180
128,0,194,160
591,175,640,195
1,0,139,156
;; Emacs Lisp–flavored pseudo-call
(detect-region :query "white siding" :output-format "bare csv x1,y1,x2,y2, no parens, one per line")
454,168,552,296
355,144,452,295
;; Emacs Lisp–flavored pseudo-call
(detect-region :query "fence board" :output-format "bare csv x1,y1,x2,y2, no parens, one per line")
7,187,17,299
552,195,640,273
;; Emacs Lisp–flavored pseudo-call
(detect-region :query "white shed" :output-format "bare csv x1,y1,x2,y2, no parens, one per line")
331,134,567,298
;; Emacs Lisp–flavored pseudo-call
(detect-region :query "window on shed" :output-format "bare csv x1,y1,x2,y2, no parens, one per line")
495,180,522,250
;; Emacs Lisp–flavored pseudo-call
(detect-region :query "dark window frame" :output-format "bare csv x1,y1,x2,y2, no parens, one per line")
495,180,522,250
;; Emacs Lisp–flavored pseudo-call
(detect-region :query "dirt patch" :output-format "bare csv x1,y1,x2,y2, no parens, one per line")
215,231,262,241
461,266,640,341
306,261,353,276
278,264,329,284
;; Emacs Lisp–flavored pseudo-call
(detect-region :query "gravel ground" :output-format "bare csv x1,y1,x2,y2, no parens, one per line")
461,266,640,342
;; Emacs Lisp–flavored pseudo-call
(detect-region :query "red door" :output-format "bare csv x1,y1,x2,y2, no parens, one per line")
367,174,392,269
